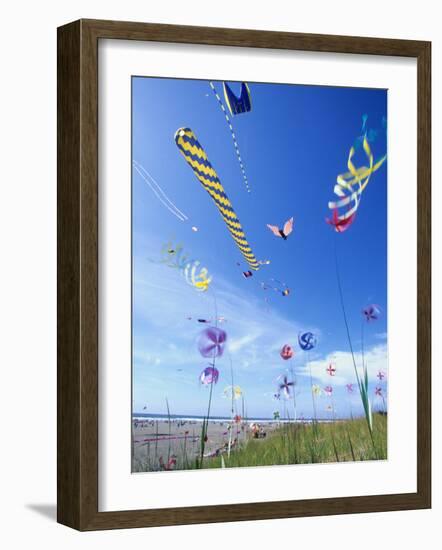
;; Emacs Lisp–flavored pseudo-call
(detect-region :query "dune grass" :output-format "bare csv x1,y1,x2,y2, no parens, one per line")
132,414,387,472
201,414,387,469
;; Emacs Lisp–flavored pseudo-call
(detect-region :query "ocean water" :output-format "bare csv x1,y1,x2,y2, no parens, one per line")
132,413,334,424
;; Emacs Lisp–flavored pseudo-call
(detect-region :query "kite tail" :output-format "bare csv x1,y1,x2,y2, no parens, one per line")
209,82,251,194
175,127,259,271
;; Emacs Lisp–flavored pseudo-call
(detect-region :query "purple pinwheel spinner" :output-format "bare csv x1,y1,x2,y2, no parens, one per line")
278,375,295,398
198,326,227,358
362,304,381,321
199,366,220,385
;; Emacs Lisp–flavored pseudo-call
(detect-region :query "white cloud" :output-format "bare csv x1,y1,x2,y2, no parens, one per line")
132,253,314,378
227,332,260,354
131,243,387,416
298,344,388,386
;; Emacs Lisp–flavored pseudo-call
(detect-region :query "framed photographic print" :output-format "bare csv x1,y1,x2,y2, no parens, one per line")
57,19,431,530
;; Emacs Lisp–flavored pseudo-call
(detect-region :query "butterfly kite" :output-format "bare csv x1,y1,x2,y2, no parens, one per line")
267,217,294,240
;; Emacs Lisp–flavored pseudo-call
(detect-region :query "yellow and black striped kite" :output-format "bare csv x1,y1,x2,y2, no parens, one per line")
175,127,259,271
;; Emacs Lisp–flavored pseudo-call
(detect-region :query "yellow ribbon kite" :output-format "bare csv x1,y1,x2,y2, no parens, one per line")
328,137,387,222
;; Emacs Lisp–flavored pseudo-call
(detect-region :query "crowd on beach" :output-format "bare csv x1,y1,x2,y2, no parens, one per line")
132,417,274,471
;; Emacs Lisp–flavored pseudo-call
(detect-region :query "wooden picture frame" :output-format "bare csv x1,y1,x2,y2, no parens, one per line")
57,18,431,530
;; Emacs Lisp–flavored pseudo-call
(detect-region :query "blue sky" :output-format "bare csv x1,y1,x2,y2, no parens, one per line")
132,77,388,419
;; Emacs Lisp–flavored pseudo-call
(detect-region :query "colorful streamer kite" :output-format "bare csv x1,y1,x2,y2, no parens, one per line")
157,242,212,292
209,82,251,193
175,127,260,271
223,385,243,400
183,260,212,292
327,136,387,230
354,114,386,150
158,242,190,270
261,278,290,297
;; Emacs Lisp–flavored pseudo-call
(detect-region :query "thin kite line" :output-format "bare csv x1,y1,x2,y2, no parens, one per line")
209,81,251,194
133,160,189,221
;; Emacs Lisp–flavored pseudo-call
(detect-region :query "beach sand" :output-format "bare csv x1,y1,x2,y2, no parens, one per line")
132,419,279,472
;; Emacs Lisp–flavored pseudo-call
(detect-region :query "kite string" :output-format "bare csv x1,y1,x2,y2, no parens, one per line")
134,160,189,220
333,237,361,389
361,317,365,379
228,356,235,458
308,351,318,428
209,82,251,194
133,160,189,221
212,290,219,328
199,347,218,468
333,237,377,453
